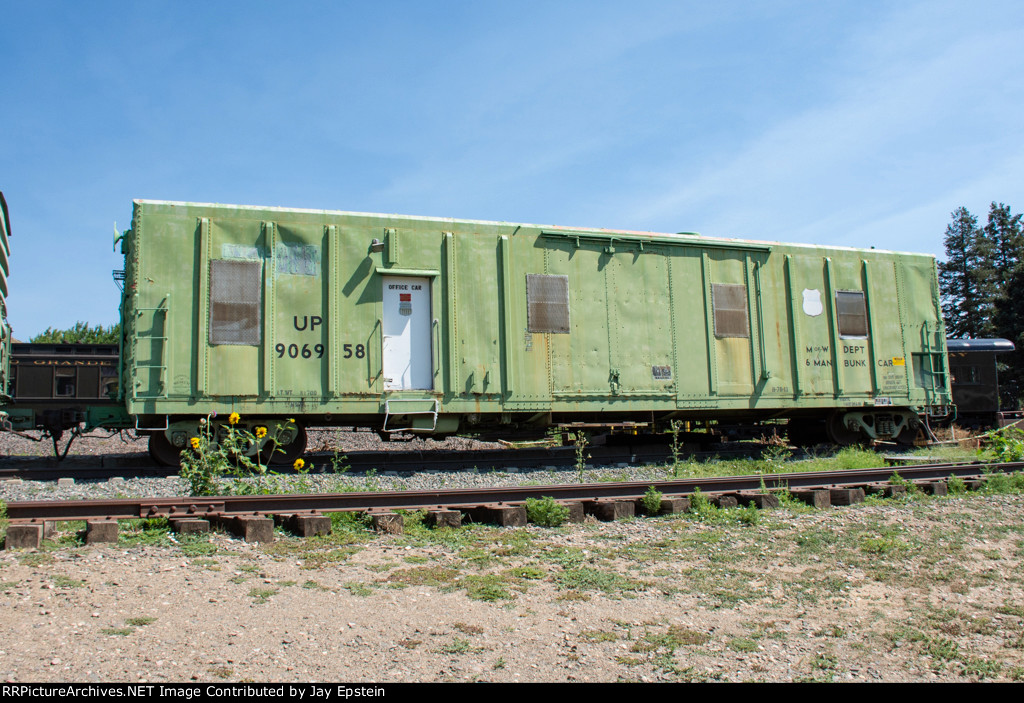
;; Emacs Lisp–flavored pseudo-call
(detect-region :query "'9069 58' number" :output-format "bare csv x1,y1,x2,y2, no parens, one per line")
275,343,325,359
274,343,365,360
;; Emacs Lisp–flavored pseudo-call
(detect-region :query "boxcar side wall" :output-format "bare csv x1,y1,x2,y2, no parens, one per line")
122,201,951,435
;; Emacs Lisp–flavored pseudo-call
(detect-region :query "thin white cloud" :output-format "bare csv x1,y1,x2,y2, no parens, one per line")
630,2,1024,252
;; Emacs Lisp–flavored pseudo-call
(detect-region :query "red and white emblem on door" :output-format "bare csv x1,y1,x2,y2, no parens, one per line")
399,293,412,316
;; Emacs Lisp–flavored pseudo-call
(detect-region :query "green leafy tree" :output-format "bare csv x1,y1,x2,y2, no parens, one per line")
30,322,121,344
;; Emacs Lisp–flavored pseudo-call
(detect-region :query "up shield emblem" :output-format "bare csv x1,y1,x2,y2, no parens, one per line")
802,289,823,317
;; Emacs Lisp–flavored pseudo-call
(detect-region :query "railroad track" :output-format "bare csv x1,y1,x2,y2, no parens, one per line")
0,440,770,482
4,460,1020,550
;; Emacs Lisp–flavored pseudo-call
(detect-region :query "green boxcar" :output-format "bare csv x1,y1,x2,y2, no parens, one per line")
122,200,951,463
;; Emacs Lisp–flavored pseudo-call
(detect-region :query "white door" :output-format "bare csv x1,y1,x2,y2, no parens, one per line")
382,276,432,390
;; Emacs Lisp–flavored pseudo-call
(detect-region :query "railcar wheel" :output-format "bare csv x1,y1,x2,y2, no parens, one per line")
260,425,308,465
826,412,861,446
148,433,183,467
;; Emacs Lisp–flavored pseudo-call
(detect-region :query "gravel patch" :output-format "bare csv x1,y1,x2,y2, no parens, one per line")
1,486,1023,682
2,434,1023,683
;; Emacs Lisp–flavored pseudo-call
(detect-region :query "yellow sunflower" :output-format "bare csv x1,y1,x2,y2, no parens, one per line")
190,437,200,450
228,412,240,425
293,458,305,471
255,426,267,439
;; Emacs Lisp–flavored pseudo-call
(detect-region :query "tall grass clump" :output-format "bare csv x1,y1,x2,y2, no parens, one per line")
981,469,1024,495
831,446,882,470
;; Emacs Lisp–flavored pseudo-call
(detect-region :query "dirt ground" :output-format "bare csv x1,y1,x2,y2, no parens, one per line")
1,490,1023,683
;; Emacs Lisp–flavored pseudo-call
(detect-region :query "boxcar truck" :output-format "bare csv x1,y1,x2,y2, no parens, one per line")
122,200,952,464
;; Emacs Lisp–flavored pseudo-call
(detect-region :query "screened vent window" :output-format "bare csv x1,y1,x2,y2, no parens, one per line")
527,274,570,333
836,290,869,338
712,283,749,338
209,259,262,346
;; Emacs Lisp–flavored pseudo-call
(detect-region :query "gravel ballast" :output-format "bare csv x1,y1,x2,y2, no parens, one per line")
1,432,1023,683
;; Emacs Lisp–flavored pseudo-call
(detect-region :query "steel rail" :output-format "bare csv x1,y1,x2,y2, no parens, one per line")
5,460,1019,523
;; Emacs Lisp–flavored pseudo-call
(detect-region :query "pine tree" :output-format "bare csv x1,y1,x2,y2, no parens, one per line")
939,207,992,337
994,267,1024,408
989,203,1024,408
985,202,1023,286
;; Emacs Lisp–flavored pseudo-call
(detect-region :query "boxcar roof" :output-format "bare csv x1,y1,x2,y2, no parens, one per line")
134,199,935,259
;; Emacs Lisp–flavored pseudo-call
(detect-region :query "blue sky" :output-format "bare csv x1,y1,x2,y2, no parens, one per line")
3,1,1022,339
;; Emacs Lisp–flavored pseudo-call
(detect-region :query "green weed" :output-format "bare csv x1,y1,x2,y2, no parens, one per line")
463,574,516,602
688,487,714,517
525,496,569,527
178,536,218,557
669,420,683,478
574,431,590,482
981,469,1024,494
436,637,472,655
641,486,664,516
248,587,278,603
729,637,759,653
947,474,968,495
861,535,906,555
556,567,647,596
52,575,85,588
647,625,710,648
983,427,1024,462
341,582,374,597
125,616,157,627
510,566,545,580
385,566,460,588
